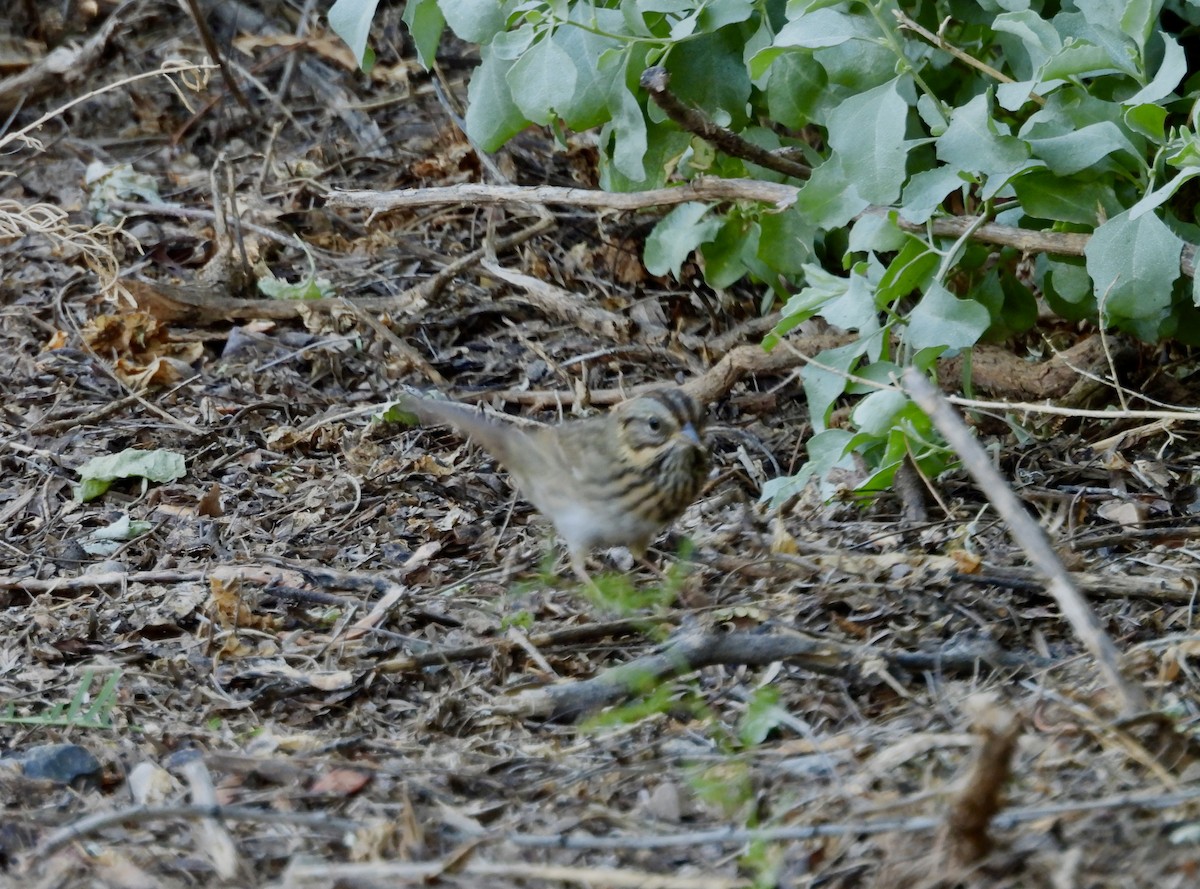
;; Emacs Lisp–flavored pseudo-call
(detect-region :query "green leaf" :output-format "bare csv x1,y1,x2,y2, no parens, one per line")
85,162,162,223
257,272,335,300
701,216,758,289
793,155,870,229
489,27,536,62
665,0,756,39
399,0,444,68
906,283,991,351
0,670,121,728
996,79,1041,112
757,206,816,276
851,388,909,437
739,686,785,747
80,514,154,556
1040,256,1096,319
728,124,792,182
507,33,577,125
849,357,902,394
438,0,505,43
813,29,896,94
1046,10,1139,79
763,51,828,129
822,266,882,334
899,167,966,224
1041,40,1131,82
826,77,910,206
936,92,1036,199
601,117,690,190
375,402,420,425
773,5,894,95
875,237,939,307
85,514,153,542
1127,166,1200,219
1085,209,1183,322
1165,128,1200,168
854,400,956,497
555,9,625,130
973,267,1039,339
644,203,721,277
1081,0,1154,53
465,46,530,152
849,213,907,254
773,7,862,49
583,569,675,612
760,429,855,506
803,339,871,431
767,263,883,352
1026,122,1140,176
993,10,1062,79
329,0,382,70
603,54,650,181
1124,103,1167,142
1011,170,1120,225
666,25,753,129
76,448,186,502
700,0,757,31
1126,34,1186,104
684,761,754,818
763,263,847,350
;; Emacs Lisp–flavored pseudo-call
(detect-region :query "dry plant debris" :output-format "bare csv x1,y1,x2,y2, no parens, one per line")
0,4,1199,888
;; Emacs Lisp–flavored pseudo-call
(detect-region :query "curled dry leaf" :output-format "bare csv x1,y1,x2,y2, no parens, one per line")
82,311,203,386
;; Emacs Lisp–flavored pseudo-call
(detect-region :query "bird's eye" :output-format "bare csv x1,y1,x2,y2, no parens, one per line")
647,416,663,433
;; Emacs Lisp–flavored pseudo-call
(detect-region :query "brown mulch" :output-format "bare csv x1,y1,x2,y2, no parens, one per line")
2,3,1200,887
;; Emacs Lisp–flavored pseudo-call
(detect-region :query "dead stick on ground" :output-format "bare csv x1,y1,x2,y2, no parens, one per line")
480,258,634,340
0,569,206,594
496,629,848,721
282,860,749,889
327,181,1198,278
482,785,1200,851
902,368,1149,717
28,804,359,862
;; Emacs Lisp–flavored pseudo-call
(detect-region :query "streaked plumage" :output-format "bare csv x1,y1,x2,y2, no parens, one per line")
397,388,709,584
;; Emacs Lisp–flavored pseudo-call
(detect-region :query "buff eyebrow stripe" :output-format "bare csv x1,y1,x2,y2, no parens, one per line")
648,389,693,425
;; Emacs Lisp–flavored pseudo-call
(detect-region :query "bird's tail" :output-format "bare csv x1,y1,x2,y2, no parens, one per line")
393,394,528,467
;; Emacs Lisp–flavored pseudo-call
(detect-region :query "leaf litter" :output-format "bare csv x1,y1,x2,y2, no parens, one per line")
0,4,1198,887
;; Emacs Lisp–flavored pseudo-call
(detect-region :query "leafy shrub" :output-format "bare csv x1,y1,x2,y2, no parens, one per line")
336,0,1198,498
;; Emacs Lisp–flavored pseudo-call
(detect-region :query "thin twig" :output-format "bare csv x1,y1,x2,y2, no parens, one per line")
106,199,320,254
28,374,202,434
639,66,811,179
0,59,217,154
327,181,1198,278
894,9,1044,106
282,859,749,889
486,784,1200,850
182,0,254,112
30,804,358,860
0,569,206,594
492,626,1026,722
326,178,798,211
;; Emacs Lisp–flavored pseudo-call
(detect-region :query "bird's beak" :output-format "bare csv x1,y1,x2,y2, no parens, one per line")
680,422,703,447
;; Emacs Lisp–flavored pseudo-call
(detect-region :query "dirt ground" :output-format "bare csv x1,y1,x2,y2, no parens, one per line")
2,3,1200,887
